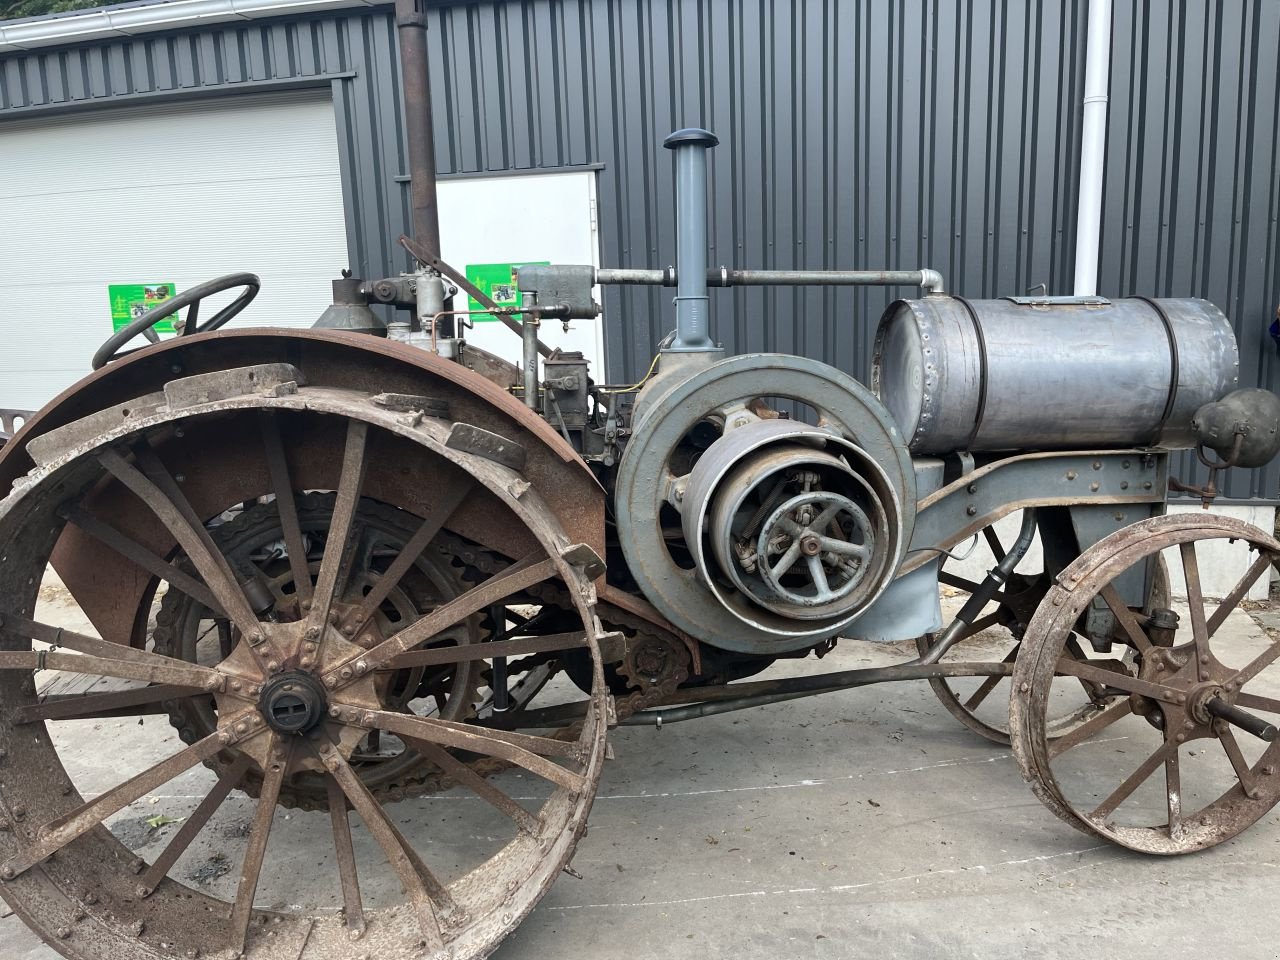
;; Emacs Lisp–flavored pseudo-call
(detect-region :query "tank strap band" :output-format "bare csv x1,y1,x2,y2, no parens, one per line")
1134,296,1180,445
952,295,989,451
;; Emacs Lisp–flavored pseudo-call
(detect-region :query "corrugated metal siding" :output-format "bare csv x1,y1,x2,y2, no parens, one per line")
1,0,1276,501
1102,0,1280,501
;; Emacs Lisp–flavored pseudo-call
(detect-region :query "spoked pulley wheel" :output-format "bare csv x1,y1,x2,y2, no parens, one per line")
1011,514,1280,854
920,523,1169,745
0,375,610,959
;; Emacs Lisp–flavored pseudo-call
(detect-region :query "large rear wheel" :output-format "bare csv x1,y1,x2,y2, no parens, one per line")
0,383,609,959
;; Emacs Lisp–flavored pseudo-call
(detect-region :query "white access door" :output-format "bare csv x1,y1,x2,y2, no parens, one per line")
437,171,603,376
0,91,350,410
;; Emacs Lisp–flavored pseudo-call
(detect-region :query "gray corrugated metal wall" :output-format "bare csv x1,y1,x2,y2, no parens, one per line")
1,0,1276,501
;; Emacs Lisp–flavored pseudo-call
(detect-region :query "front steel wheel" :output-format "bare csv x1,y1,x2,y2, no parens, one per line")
1011,514,1280,854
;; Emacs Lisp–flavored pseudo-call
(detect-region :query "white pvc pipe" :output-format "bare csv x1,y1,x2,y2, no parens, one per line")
1073,0,1113,296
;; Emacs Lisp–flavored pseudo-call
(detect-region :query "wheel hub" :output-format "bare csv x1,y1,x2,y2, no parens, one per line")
259,671,328,734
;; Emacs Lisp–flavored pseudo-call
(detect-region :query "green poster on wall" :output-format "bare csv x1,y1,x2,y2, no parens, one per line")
109,282,178,334
464,262,549,321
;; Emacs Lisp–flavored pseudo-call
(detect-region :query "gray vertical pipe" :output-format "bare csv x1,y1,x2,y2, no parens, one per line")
662,128,720,352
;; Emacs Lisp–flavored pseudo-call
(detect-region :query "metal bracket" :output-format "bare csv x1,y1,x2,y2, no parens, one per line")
444,423,527,471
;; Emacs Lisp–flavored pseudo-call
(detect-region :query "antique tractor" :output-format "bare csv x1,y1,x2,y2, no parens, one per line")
3,12,1280,960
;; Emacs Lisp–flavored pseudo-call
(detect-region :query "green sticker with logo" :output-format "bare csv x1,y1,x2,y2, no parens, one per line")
109,283,178,334
464,262,549,321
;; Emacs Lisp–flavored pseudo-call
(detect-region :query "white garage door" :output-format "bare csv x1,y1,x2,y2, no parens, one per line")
0,91,349,410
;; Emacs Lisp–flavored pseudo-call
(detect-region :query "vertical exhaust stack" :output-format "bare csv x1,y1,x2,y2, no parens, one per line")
663,128,720,352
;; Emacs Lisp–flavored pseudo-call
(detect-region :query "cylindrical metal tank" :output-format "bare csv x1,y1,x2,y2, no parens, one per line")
871,296,1239,454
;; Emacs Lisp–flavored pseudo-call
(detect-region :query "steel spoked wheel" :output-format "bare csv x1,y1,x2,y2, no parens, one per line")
1011,514,1280,854
0,397,608,959
155,494,484,810
920,524,1168,745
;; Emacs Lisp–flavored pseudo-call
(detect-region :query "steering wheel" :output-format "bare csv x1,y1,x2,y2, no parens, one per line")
92,272,261,369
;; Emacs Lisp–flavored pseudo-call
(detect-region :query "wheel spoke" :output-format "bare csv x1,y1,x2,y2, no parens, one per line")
1234,692,1280,715
0,609,219,677
326,778,366,940
63,506,223,614
311,741,448,950
1165,743,1183,839
1218,727,1259,797
1063,634,1111,700
1207,553,1274,637
334,555,558,684
358,707,584,792
345,476,476,637
228,735,290,957
139,756,251,898
770,540,803,579
1179,542,1211,682
1098,583,1152,653
13,682,203,724
97,446,261,638
385,630,589,670
1053,657,1174,703
0,650,217,689
811,501,844,531
1090,740,1178,822
818,537,869,558
805,554,831,598
960,645,1018,711
401,736,542,835
1229,637,1280,688
307,420,369,637
0,712,262,880
260,411,313,605
1048,698,1134,759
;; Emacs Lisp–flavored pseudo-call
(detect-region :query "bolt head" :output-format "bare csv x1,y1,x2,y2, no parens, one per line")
267,661,280,673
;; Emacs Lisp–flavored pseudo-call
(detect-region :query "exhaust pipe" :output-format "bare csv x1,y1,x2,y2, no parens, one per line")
663,127,719,352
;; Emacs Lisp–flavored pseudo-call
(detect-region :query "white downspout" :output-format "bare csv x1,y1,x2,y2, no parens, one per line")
1073,0,1113,296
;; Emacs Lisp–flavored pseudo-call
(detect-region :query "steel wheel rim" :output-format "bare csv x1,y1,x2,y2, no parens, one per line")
0,395,609,960
1011,514,1280,854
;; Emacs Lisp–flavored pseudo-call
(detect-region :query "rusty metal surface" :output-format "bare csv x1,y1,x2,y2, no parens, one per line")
1010,513,1280,854
0,376,610,960
0,330,604,649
